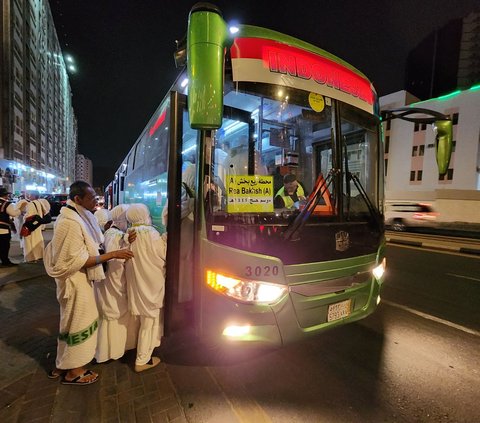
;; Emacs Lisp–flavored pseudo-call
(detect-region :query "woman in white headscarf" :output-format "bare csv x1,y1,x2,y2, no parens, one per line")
125,203,166,372
94,204,139,363
94,208,112,233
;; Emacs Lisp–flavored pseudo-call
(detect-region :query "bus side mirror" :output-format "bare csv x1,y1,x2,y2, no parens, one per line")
433,119,453,175
187,5,227,129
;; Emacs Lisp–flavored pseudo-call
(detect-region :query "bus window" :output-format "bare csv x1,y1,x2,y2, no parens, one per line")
340,105,380,220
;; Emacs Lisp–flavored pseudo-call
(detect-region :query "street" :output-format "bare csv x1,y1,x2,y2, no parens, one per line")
165,244,480,423
1,236,480,422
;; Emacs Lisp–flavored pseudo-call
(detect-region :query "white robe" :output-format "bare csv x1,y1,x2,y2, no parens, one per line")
125,225,166,317
125,204,167,366
44,204,104,369
94,226,138,362
22,199,44,262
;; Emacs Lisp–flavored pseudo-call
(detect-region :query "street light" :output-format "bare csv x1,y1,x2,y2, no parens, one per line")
64,54,76,74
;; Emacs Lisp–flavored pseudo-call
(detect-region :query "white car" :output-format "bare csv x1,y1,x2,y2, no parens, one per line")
385,202,438,231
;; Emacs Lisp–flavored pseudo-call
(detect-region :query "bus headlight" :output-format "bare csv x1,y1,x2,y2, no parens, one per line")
206,270,287,304
372,258,386,280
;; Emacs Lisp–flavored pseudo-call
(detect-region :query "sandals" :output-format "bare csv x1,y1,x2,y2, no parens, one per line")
47,369,64,379
135,357,161,373
61,369,99,385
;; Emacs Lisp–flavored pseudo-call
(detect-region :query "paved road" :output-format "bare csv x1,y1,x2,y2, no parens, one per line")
1,230,479,422
0,230,187,423
163,245,480,422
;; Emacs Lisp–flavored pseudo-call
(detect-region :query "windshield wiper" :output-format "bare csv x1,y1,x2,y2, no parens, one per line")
341,135,381,227
347,172,382,228
282,169,335,241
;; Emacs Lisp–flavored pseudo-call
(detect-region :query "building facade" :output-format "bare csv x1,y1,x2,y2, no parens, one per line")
75,153,92,186
406,10,480,100
0,0,76,195
380,86,480,222
457,10,480,91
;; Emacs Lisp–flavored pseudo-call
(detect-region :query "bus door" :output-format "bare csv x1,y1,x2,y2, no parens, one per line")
164,92,197,336
199,106,257,342
164,91,257,341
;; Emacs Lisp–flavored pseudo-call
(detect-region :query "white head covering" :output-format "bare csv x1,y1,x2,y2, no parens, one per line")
38,198,51,214
94,208,111,232
126,203,152,226
110,204,129,232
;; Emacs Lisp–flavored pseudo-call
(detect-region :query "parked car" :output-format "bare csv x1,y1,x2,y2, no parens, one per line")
44,194,68,217
385,202,438,231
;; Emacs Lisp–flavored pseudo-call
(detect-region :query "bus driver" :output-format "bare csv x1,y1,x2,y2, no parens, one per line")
274,173,306,209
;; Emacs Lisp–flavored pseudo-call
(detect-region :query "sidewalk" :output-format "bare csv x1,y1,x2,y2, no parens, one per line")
0,232,187,423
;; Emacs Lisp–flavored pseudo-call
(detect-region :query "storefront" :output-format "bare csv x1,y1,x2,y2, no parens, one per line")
0,159,68,196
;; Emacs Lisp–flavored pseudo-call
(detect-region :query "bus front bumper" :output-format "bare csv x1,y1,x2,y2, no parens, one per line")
200,274,383,347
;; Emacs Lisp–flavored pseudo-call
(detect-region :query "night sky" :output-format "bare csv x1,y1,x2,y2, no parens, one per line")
48,0,478,187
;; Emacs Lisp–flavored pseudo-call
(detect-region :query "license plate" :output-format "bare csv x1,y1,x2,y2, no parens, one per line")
327,299,352,322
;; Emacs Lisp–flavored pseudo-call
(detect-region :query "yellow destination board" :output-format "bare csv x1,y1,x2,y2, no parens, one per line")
226,175,274,213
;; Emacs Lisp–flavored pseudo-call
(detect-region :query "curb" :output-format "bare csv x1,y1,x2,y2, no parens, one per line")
386,237,480,256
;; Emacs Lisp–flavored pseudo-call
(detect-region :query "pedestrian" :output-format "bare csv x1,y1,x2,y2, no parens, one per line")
125,203,166,372
94,208,112,233
22,193,45,262
43,181,134,385
95,204,139,363
38,198,52,231
0,187,26,266
12,195,28,242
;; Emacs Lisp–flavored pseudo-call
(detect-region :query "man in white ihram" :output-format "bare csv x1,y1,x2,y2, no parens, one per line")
44,181,134,385
22,192,45,262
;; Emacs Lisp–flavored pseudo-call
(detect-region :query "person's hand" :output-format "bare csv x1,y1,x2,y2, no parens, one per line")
127,229,137,244
113,249,134,261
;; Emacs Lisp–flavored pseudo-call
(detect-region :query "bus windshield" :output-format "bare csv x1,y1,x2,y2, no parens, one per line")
205,81,382,264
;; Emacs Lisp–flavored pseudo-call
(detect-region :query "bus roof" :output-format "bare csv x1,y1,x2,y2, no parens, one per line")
230,25,377,114
238,25,371,82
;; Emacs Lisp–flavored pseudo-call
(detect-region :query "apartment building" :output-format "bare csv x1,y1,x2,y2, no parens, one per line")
380,86,480,222
0,0,77,195
75,153,93,186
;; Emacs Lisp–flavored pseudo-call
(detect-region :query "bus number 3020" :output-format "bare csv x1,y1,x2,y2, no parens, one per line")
245,265,279,278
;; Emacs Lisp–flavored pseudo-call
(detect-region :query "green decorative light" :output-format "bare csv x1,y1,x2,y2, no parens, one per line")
411,82,480,106
436,90,461,101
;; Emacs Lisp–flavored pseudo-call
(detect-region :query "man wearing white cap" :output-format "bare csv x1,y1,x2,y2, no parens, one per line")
44,181,134,385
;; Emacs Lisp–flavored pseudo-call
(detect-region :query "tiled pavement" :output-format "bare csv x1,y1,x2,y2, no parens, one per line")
0,235,187,423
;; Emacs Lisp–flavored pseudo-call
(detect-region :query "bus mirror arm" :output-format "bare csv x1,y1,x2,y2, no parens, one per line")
381,107,453,175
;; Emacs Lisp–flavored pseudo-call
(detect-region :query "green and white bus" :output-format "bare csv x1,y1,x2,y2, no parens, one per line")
108,3,452,347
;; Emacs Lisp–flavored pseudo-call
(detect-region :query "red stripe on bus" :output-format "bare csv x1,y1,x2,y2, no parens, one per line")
149,110,167,136
231,37,374,105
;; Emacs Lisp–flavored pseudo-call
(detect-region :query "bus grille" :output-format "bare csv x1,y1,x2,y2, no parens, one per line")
288,271,372,328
